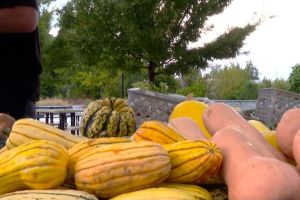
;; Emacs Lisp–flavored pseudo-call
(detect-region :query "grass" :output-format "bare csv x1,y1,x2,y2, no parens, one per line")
37,97,91,106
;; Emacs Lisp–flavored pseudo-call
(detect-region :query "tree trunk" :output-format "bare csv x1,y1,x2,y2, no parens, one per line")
148,61,156,84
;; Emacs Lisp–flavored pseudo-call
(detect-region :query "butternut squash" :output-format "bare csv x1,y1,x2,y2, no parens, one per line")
212,126,300,200
202,103,287,162
276,108,300,159
292,129,300,169
168,117,207,140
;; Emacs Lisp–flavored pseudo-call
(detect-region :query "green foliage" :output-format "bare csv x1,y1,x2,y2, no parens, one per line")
56,0,256,83
131,79,173,94
245,61,259,80
38,0,257,98
258,78,290,91
175,68,207,97
259,78,272,89
205,64,257,100
272,78,290,90
176,80,206,97
288,64,300,93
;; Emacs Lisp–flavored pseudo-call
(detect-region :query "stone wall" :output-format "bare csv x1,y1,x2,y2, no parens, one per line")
127,88,257,127
255,88,300,129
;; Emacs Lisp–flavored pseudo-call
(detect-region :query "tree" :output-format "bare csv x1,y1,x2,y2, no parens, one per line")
245,61,259,80
289,64,300,93
205,64,257,99
271,78,290,91
259,77,272,89
58,0,256,84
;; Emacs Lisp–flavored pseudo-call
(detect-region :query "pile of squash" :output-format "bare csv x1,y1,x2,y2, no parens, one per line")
0,97,300,200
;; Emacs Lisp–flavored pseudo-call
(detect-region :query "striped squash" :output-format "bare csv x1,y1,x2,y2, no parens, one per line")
132,120,186,144
164,140,222,184
109,187,211,200
157,183,213,200
6,118,87,149
80,97,136,138
0,189,98,200
65,137,131,188
75,141,171,198
0,146,7,155
0,140,69,195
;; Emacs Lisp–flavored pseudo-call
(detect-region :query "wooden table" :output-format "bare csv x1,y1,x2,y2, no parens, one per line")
36,107,84,134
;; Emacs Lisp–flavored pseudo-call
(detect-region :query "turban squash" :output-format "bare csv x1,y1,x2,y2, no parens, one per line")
80,97,136,138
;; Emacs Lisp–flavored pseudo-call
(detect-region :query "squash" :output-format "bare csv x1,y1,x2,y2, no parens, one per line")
248,120,281,151
5,118,87,149
0,140,69,195
261,130,282,151
109,187,212,200
0,113,15,137
132,120,186,144
65,137,131,188
202,103,287,162
80,97,136,138
169,99,211,138
168,116,207,140
74,141,171,198
212,126,300,200
0,189,98,200
0,146,7,155
164,140,222,184
248,119,271,133
292,129,300,169
276,108,300,159
157,183,213,200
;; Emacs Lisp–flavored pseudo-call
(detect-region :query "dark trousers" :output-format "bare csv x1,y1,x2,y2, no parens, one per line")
0,98,36,120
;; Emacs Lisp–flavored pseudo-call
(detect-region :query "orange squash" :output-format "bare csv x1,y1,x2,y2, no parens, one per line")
203,103,287,162
276,108,300,159
212,126,300,200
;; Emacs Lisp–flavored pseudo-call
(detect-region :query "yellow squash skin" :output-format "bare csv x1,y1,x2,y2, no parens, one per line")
157,183,213,200
132,120,186,144
0,189,98,200
6,118,87,149
109,187,210,200
169,100,211,139
0,146,8,155
164,140,222,184
65,137,131,188
248,120,271,133
74,141,171,198
0,140,69,195
248,120,281,151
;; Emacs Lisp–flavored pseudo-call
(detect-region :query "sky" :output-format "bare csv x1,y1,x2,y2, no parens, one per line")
50,0,300,80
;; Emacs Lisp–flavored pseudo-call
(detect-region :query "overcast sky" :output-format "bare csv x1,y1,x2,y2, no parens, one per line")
196,0,300,80
50,0,299,80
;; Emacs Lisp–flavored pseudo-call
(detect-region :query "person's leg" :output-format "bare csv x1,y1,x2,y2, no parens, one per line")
0,98,35,120
24,100,36,119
